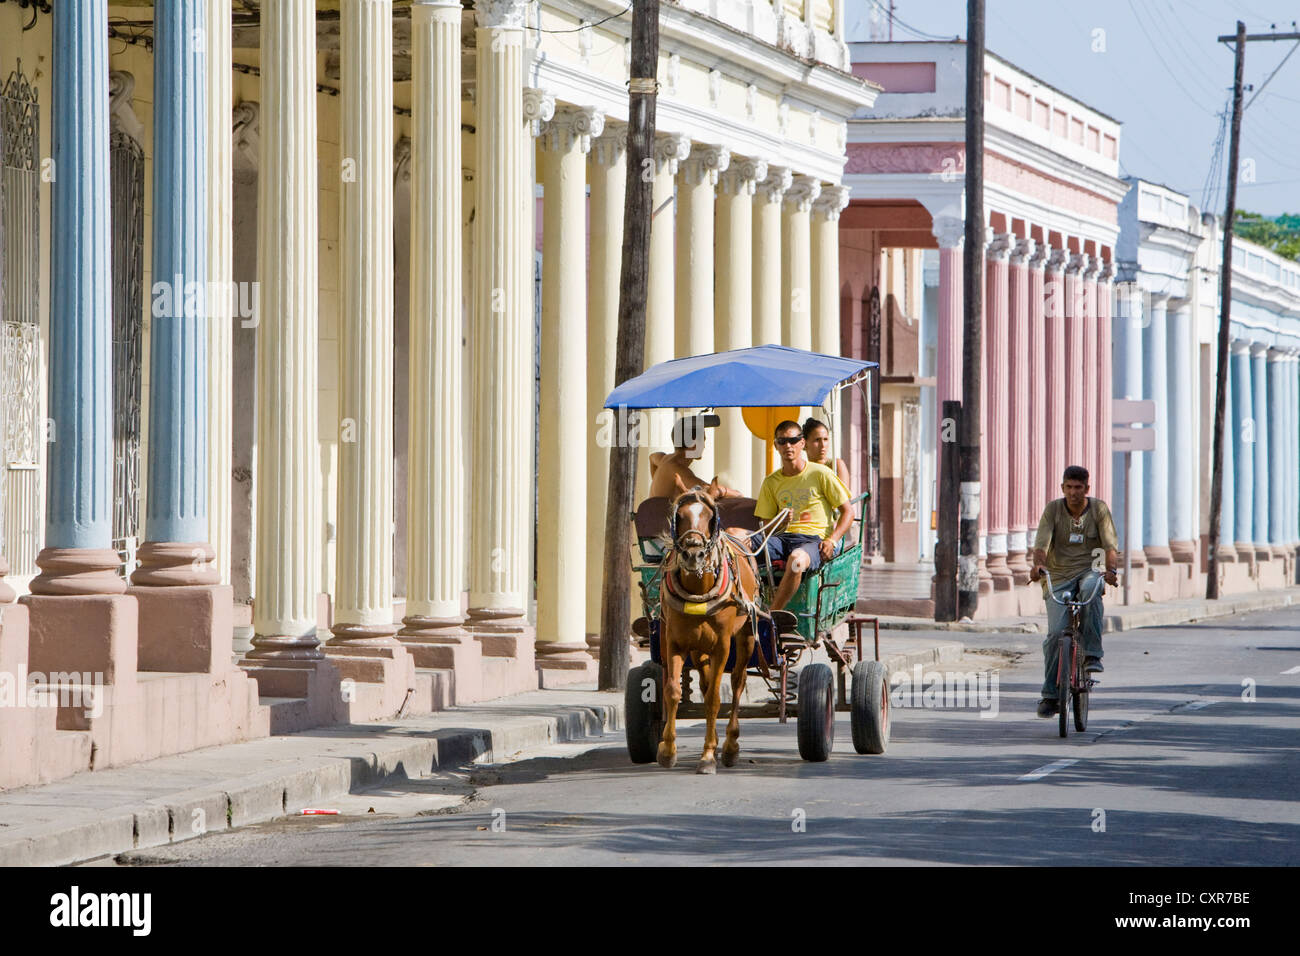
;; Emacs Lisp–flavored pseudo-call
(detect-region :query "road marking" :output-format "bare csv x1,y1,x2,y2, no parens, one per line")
1018,758,1079,781
1282,665,1300,675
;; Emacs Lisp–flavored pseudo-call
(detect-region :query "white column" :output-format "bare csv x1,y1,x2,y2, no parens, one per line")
537,105,602,667
752,163,791,487
782,174,821,352
244,0,322,661
715,156,765,492
811,184,849,459
585,124,626,645
330,0,397,646
206,0,233,586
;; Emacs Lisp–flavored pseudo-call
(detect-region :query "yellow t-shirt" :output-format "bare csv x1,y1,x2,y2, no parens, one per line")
755,461,851,538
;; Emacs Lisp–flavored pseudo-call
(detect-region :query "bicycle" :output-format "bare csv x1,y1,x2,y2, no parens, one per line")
1038,569,1107,738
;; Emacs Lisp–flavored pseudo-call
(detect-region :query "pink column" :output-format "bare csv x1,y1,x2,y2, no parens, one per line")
1043,248,1067,502
978,230,992,594
932,217,964,490
1064,253,1087,469
1096,261,1114,507
1082,256,1100,485
1007,237,1034,583
985,233,1013,591
1028,243,1048,524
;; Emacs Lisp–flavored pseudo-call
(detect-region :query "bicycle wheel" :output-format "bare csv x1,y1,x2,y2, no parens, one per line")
1073,649,1089,731
1057,630,1072,738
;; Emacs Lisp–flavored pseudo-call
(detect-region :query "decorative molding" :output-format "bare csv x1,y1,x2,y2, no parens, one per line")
666,53,680,95
474,0,528,30
809,108,820,145
394,134,412,186
931,215,964,249
846,142,965,176
756,163,793,204
653,132,692,176
784,174,821,213
777,101,790,137
522,86,556,136
578,19,592,66
708,69,722,109
108,71,144,144
540,104,605,154
812,184,850,222
745,83,757,122
680,143,730,187
231,100,260,167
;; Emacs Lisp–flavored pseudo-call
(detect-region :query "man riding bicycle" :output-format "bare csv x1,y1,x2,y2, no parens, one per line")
1028,465,1120,718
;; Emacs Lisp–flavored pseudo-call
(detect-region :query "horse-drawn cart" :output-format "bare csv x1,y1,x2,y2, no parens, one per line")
605,346,890,766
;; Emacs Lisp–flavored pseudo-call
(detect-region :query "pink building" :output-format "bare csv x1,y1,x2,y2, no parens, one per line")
840,43,1129,620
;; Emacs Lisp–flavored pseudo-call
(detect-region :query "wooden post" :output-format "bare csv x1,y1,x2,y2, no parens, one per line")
598,0,659,690
935,400,962,621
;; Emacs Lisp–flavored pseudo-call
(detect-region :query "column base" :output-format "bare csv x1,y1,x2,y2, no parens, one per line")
977,555,993,596
1253,544,1272,562
467,607,537,699
30,547,126,596
1005,544,1031,586
1169,539,1197,564
986,552,1015,591
536,640,600,688
1269,544,1290,560
130,541,219,586
399,615,484,704
239,630,325,665
127,583,234,673
19,593,138,684
1233,541,1255,566
1143,545,1173,566
1123,549,1147,569
1214,543,1238,563
322,639,418,717
585,630,601,661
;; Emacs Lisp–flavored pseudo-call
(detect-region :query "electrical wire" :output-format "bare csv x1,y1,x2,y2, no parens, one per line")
525,2,631,34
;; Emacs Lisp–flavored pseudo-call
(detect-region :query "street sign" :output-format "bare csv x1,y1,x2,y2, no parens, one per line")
1112,426,1155,452
1113,399,1156,425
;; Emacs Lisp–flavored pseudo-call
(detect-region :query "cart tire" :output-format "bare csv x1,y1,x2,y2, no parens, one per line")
850,660,890,754
796,663,835,762
625,662,664,764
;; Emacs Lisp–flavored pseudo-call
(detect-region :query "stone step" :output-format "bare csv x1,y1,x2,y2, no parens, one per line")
479,655,538,702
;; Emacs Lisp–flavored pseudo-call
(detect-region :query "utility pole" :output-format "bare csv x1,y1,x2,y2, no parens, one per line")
1205,21,1300,600
934,400,961,621
958,0,984,620
598,0,658,690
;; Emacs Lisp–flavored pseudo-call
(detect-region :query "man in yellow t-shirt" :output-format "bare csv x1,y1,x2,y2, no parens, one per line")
752,420,853,610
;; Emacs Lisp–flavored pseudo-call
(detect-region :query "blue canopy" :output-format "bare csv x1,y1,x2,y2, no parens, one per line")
604,345,876,409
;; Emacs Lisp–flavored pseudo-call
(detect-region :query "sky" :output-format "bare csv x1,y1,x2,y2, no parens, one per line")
844,0,1300,217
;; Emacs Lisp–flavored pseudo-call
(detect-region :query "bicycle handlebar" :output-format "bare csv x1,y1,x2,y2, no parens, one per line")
1037,568,1108,607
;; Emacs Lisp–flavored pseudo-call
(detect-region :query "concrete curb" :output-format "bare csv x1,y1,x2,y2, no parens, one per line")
0,701,621,868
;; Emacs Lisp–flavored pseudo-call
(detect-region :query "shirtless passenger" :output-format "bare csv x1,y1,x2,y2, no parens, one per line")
648,414,743,500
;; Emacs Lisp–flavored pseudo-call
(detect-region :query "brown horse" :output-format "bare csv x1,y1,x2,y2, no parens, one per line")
657,488,760,774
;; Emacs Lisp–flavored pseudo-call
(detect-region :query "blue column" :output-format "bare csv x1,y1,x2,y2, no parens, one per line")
1267,351,1286,549
1250,344,1270,556
1220,356,1236,550
1231,344,1254,551
1113,284,1145,559
1165,301,1195,559
1142,293,1170,561
133,0,213,587
35,0,123,595
1291,358,1300,549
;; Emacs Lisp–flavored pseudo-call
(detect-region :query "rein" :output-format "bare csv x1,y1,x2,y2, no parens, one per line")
662,488,758,618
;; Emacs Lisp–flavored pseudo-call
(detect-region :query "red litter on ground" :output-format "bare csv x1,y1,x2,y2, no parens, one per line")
301,809,339,815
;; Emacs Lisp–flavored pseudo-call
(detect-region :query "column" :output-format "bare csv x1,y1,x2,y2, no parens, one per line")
715,156,765,492
207,0,233,585
1230,342,1254,562
984,233,1012,590
1166,298,1196,563
132,0,216,588
1112,280,1145,569
932,215,963,498
812,185,850,458
781,175,820,351
536,104,602,670
1267,349,1288,557
1043,249,1068,502
638,132,690,503
1081,256,1099,481
1142,292,1171,565
1218,349,1237,559
401,0,475,678
1006,237,1033,583
1250,343,1271,561
1063,253,1086,468
752,163,790,487
585,124,626,647
30,0,123,595
467,0,535,649
1096,261,1115,509
329,0,397,649
675,143,727,481
1291,356,1300,553
244,0,321,659
1027,242,1048,521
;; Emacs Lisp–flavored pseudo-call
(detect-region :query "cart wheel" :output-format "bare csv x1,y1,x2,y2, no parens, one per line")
625,662,664,764
796,663,835,762
850,660,890,755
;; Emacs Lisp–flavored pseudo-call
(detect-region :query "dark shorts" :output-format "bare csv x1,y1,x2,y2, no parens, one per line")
750,532,824,573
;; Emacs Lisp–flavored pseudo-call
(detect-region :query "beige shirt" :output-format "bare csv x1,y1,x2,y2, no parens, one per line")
1033,497,1119,585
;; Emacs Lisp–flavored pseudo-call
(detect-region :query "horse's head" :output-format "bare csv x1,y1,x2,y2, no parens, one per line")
669,487,721,574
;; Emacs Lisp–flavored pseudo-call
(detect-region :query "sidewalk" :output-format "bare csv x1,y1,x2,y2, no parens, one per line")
871,584,1300,634
0,634,957,867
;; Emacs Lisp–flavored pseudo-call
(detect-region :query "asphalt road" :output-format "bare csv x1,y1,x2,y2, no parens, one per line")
117,606,1300,866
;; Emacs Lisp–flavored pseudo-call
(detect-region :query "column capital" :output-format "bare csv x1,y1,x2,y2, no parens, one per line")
1266,346,1288,362
540,104,605,154
783,174,822,213
719,154,767,195
679,143,730,187
931,214,964,249
394,134,412,185
1230,339,1251,356
986,232,1013,261
523,87,557,136
1250,341,1270,358
756,163,793,204
475,0,529,30
1009,236,1035,264
812,183,851,222
1046,247,1068,273
1066,252,1088,274
1098,258,1115,283
1029,241,1050,269
589,120,627,167
232,100,260,167
653,132,692,176
1083,254,1101,280
109,70,144,144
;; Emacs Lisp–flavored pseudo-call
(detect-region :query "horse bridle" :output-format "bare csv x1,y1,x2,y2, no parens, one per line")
668,487,723,576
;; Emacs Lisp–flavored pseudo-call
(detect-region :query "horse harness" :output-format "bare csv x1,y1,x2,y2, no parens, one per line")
661,490,759,620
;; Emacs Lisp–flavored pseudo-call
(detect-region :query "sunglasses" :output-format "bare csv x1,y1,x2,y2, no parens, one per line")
775,436,803,446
